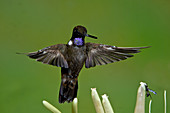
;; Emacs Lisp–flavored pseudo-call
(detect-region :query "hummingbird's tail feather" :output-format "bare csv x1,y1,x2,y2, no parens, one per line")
59,74,78,103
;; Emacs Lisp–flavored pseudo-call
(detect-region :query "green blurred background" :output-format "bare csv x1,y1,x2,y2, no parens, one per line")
0,0,170,113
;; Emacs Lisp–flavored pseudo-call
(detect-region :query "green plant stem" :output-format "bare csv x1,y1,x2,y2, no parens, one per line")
102,94,114,113
149,100,152,113
43,100,61,113
134,82,146,113
164,90,167,113
72,98,78,113
91,88,104,113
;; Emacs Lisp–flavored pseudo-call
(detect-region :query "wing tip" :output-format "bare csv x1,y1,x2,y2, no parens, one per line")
117,46,151,49
138,46,151,49
16,52,29,55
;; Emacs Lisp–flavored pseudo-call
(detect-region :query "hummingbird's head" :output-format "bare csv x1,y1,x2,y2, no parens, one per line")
72,25,97,39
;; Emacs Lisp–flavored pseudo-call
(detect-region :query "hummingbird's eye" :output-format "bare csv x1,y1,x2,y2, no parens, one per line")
74,29,77,32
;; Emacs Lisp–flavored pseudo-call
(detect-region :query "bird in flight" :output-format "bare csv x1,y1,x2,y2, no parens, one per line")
20,25,150,103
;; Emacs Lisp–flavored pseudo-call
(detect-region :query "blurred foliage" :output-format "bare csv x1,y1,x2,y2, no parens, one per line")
0,0,170,113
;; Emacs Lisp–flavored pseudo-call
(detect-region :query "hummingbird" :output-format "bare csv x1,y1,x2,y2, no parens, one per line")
22,25,149,103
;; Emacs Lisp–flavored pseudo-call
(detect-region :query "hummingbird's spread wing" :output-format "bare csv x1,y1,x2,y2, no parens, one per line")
85,43,150,68
27,44,68,68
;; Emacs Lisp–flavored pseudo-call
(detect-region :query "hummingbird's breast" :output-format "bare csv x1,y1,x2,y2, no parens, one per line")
65,45,87,75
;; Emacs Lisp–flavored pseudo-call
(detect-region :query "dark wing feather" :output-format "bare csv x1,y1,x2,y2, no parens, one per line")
27,44,68,68
85,43,150,68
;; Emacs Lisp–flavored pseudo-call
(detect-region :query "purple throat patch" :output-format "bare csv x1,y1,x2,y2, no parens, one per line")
74,38,84,46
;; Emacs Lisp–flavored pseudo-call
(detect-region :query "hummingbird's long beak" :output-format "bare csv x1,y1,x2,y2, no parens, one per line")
86,34,98,39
